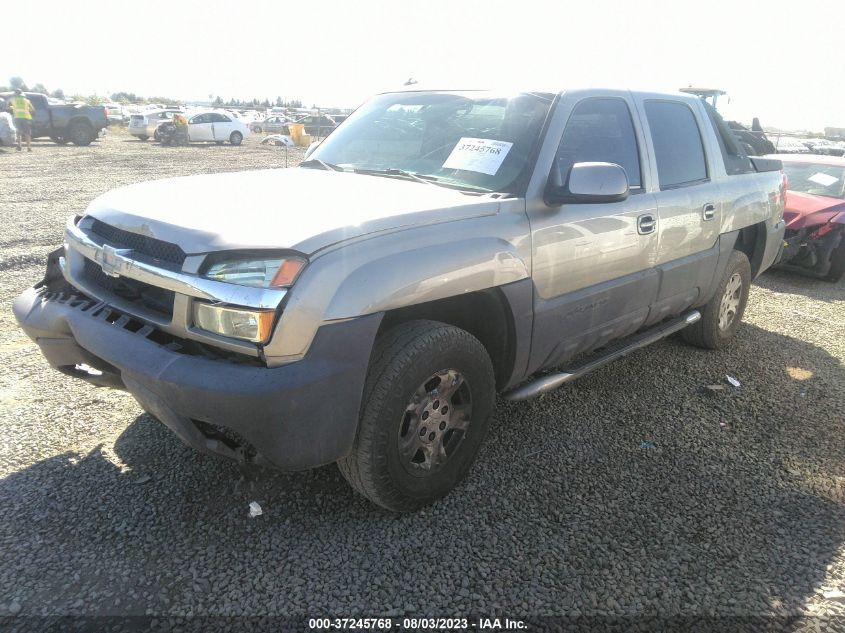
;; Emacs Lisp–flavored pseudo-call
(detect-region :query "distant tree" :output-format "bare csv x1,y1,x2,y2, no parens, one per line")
148,95,180,106
9,76,27,91
288,99,302,108
110,91,141,103
252,98,259,106
275,96,283,107
262,98,270,107
213,96,223,106
50,88,65,100
31,83,48,95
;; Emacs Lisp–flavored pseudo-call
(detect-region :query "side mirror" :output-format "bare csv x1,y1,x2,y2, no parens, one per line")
304,140,322,159
546,162,630,205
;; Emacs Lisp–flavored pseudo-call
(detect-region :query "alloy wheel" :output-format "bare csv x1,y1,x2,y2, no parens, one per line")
398,369,472,476
718,272,743,331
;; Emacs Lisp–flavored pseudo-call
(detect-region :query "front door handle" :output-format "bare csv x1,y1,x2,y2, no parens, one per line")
702,203,716,221
637,213,656,235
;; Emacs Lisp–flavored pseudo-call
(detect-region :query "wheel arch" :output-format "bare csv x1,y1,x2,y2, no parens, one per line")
735,221,768,278
376,280,532,391
67,116,94,130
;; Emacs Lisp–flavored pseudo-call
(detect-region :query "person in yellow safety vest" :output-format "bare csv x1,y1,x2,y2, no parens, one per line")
8,89,34,152
172,112,187,128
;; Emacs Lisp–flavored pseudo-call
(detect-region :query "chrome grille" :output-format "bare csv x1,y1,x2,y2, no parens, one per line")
83,257,175,317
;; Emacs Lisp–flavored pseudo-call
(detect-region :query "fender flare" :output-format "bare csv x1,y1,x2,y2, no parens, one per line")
323,237,529,320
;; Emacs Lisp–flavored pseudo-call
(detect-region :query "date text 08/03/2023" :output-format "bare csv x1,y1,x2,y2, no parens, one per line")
308,617,527,630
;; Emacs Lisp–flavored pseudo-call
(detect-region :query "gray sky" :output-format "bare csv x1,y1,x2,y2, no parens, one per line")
3,0,842,131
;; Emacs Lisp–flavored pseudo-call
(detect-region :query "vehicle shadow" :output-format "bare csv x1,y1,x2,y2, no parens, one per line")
0,323,843,625
755,268,845,305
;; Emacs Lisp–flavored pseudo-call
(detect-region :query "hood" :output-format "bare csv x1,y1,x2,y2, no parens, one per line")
85,168,500,255
784,191,845,230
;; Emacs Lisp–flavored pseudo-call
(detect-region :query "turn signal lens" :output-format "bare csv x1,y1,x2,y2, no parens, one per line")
270,259,305,287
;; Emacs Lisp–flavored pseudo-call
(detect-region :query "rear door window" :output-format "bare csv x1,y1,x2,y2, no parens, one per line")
645,100,708,188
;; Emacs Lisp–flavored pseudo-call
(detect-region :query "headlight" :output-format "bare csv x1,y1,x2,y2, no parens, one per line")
204,256,306,289
193,303,275,343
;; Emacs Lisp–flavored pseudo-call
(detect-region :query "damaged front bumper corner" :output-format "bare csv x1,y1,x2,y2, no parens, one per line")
13,283,382,471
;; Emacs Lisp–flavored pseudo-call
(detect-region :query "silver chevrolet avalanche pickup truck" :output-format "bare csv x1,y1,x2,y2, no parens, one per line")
15,88,786,511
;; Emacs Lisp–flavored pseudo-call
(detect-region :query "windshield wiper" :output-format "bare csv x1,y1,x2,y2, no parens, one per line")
299,159,344,171
353,168,441,186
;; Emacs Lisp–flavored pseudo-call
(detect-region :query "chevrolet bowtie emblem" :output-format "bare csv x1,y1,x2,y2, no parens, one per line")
96,244,133,277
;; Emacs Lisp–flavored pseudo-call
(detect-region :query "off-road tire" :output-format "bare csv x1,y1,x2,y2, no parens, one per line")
824,237,845,283
68,121,93,146
229,132,243,146
337,320,495,512
682,250,751,350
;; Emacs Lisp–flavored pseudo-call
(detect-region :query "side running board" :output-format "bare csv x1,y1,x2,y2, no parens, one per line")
503,310,701,402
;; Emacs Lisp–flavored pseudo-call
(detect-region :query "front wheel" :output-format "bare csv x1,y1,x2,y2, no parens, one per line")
229,131,243,146
338,321,495,512
682,250,751,349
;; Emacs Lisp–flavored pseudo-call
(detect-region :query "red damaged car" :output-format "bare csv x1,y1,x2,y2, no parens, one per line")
767,154,845,282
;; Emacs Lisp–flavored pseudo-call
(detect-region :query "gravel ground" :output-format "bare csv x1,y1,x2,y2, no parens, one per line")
1,132,845,631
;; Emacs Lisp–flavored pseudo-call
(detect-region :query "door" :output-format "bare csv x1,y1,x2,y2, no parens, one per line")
527,96,660,374
28,94,51,136
189,113,214,141
636,98,723,323
211,113,234,141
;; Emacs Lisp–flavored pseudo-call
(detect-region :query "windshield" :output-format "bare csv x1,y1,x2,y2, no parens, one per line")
307,91,554,193
782,162,845,199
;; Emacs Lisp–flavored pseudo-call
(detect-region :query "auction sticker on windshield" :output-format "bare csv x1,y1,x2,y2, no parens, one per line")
443,138,513,175
808,172,839,187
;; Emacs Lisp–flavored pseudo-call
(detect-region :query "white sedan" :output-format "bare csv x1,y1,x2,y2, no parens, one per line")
185,111,251,145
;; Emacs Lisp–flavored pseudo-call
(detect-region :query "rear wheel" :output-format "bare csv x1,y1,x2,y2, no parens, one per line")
825,237,845,282
682,250,751,349
338,320,495,512
68,121,93,146
229,131,243,146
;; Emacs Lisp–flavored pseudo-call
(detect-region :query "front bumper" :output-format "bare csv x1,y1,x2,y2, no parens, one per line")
13,285,382,471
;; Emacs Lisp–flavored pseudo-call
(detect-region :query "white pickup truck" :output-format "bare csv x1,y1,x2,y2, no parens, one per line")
15,88,786,511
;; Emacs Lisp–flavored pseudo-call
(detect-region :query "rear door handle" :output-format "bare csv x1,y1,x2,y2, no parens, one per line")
702,203,716,221
637,213,656,235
